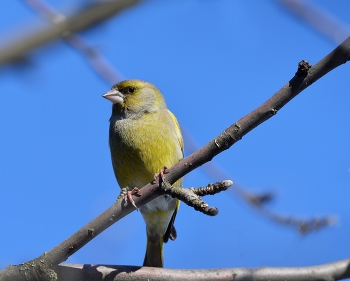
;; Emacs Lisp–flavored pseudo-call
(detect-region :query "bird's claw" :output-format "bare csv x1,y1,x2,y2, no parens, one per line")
120,187,141,209
154,166,172,190
154,166,169,183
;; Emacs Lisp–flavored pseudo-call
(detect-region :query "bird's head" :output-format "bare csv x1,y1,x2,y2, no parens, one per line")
103,80,167,118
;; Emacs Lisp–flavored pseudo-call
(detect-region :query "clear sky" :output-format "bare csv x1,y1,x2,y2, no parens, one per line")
1,0,350,271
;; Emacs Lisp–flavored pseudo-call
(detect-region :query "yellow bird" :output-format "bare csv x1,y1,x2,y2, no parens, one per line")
103,80,183,267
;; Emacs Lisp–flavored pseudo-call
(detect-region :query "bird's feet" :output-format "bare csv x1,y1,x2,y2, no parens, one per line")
119,187,142,209
154,166,171,190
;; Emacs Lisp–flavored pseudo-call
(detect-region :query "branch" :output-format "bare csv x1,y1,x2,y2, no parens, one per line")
1,37,350,281
184,131,336,234
0,0,140,65
54,258,350,281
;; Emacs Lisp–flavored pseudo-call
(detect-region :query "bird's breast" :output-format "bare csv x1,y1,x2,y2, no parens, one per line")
109,110,183,190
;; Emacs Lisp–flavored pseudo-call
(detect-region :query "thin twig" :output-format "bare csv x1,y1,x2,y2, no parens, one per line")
190,180,232,196
160,180,233,216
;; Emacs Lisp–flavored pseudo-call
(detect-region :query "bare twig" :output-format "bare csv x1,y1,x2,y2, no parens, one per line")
160,180,233,216
190,180,232,196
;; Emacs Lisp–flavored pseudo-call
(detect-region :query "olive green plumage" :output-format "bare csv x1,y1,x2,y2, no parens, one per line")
103,80,183,267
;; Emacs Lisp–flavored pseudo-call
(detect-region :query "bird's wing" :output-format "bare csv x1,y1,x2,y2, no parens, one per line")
167,109,184,157
163,110,183,243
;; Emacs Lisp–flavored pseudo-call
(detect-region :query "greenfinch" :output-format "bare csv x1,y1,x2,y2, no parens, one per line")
103,80,183,268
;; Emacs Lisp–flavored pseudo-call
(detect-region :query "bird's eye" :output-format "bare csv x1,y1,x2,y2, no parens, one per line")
128,87,136,94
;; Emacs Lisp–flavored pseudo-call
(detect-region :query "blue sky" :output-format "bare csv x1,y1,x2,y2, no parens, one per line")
1,0,350,271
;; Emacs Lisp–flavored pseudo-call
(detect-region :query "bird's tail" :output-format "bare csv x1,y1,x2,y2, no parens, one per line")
143,235,164,267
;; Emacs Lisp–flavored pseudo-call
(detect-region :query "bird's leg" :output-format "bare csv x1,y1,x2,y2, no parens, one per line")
119,187,141,209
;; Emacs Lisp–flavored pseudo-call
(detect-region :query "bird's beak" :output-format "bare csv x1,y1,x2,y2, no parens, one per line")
102,88,125,104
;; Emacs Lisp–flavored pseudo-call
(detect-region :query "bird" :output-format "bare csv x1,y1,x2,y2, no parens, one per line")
103,79,183,267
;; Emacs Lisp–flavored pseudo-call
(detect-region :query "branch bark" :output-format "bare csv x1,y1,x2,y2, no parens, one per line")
53,258,350,281
1,36,350,281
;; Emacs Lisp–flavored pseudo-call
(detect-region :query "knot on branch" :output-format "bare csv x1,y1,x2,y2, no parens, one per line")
296,60,311,77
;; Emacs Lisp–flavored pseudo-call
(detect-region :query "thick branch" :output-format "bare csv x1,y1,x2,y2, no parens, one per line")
55,258,350,281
